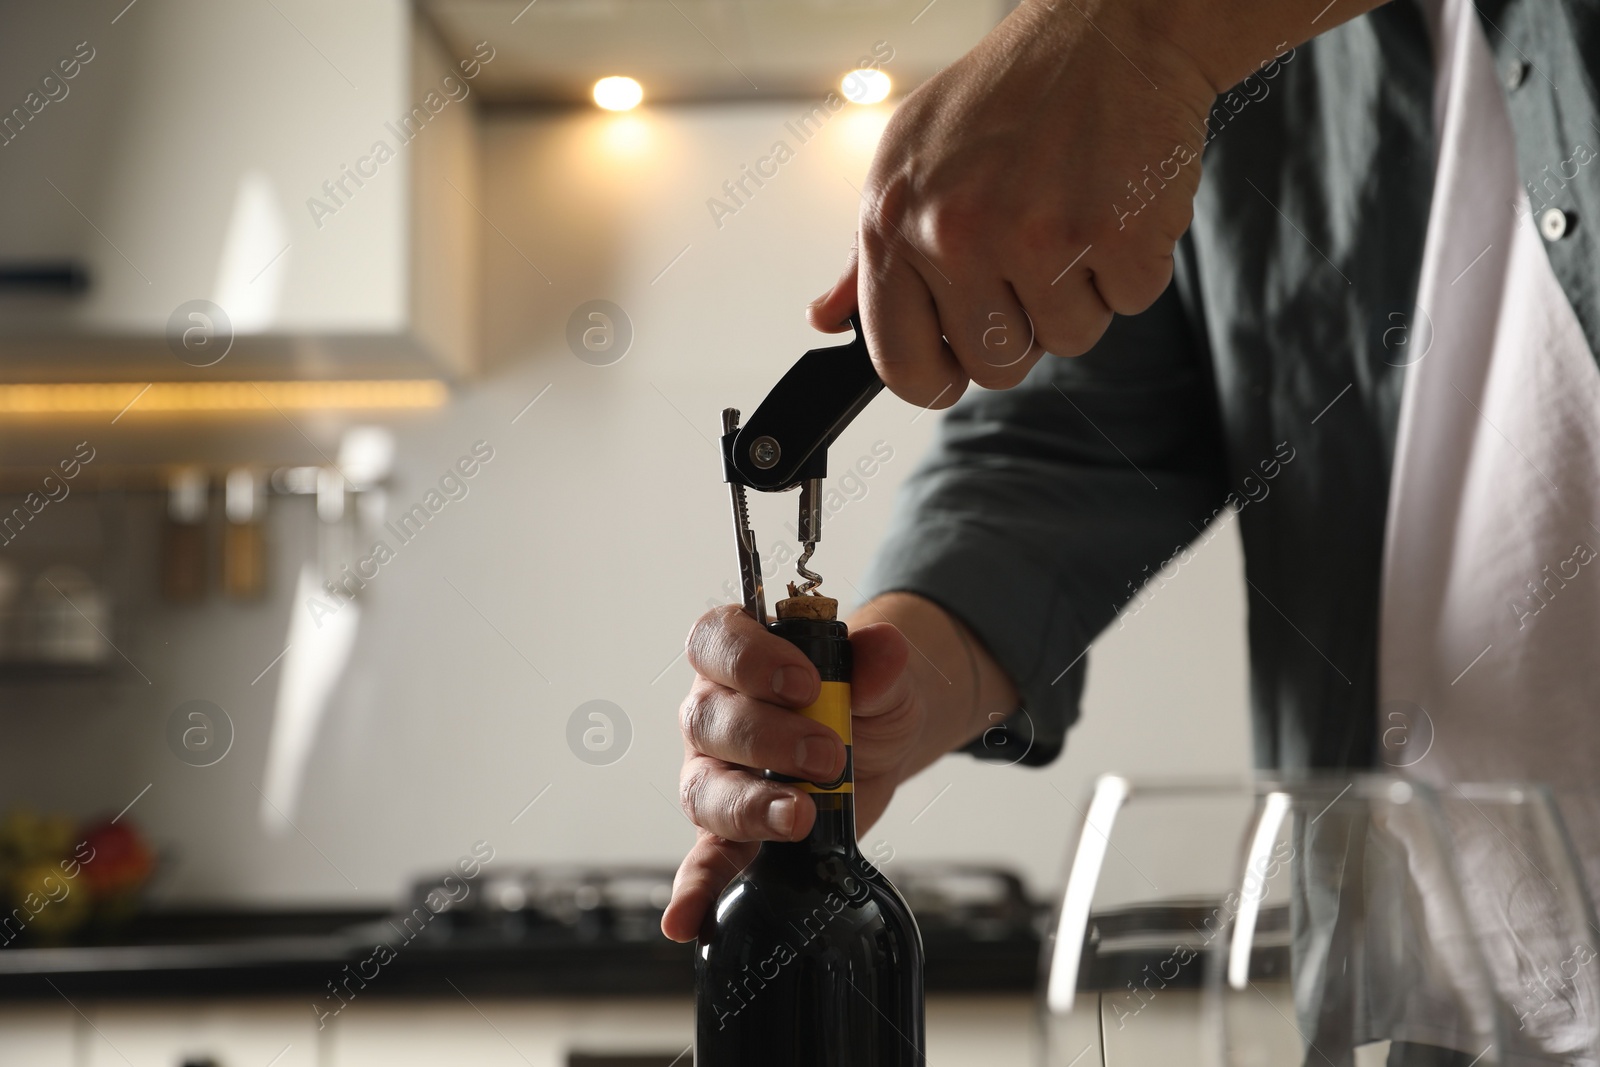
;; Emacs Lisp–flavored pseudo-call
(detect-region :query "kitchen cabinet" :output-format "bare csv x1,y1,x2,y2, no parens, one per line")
0,995,1033,1066
82,1001,318,1067
1093,984,1304,1066
329,995,1034,1067
329,998,691,1067
0,1004,74,1067
0,0,477,380
924,996,1036,1065
1099,988,1210,1065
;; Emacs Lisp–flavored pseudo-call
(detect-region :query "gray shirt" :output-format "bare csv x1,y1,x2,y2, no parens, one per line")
861,0,1600,771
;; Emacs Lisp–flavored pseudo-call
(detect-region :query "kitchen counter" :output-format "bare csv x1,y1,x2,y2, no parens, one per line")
0,907,1042,1000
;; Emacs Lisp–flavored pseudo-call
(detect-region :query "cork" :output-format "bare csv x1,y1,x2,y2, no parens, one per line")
775,594,838,621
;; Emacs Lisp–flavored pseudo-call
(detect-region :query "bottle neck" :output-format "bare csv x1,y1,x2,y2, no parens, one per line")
804,791,857,853
764,613,856,856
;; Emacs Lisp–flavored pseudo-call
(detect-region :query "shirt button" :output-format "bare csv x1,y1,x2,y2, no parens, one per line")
1540,208,1571,241
1505,58,1529,90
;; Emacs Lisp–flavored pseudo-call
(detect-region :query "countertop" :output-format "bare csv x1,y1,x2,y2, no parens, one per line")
0,908,1042,1000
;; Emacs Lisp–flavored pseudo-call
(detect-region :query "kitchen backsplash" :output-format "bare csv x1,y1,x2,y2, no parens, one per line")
0,103,1252,906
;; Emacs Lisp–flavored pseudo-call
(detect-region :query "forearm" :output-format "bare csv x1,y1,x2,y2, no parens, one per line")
846,592,1020,784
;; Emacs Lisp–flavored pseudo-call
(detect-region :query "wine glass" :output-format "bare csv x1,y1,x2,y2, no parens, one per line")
1209,776,1504,1067
1041,775,1263,1067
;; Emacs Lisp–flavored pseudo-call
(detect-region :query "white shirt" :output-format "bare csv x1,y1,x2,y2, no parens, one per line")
1380,0,1600,1057
1384,0,1600,837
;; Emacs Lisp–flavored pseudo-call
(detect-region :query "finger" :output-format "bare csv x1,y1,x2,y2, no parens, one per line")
930,275,1046,391
846,621,913,719
679,753,817,843
1089,247,1176,318
1068,209,1184,321
662,831,757,942
1014,263,1115,359
680,680,847,783
685,604,819,707
857,188,968,408
806,244,860,333
1088,150,1198,316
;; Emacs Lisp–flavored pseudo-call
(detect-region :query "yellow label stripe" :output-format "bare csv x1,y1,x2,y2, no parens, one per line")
796,681,852,794
797,681,852,740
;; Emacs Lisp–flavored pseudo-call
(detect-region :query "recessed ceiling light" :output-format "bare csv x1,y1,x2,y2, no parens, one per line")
841,69,891,105
593,76,643,111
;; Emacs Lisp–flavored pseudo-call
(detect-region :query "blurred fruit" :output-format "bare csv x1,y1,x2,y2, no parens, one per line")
0,810,76,869
10,862,90,938
0,812,157,941
79,819,155,898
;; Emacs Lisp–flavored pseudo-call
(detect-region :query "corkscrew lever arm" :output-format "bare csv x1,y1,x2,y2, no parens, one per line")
720,314,885,623
722,408,767,625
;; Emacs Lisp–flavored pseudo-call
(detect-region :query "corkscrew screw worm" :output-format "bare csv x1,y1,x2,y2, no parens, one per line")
795,478,823,594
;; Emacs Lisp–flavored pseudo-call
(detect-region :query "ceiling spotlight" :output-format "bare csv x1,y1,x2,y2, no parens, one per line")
593,76,643,111
840,68,891,105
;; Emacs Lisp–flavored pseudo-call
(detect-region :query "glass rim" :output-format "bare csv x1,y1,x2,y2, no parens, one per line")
1089,771,1561,806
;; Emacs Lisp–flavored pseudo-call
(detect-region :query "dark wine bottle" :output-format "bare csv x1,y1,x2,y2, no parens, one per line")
695,596,925,1066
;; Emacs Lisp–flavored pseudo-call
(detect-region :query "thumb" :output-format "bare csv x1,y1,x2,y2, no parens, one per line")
847,621,912,719
807,242,860,333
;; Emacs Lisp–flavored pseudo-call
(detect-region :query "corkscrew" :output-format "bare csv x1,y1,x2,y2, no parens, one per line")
720,313,884,625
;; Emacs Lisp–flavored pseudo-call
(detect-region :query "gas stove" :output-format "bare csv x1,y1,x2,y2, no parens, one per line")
0,864,1044,1000
395,863,1040,949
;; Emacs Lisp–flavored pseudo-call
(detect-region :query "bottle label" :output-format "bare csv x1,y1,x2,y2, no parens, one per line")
798,681,853,794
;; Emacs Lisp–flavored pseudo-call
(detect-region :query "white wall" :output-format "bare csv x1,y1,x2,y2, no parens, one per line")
0,101,1251,906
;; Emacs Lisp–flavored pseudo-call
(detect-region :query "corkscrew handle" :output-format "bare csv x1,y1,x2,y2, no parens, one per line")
719,315,886,616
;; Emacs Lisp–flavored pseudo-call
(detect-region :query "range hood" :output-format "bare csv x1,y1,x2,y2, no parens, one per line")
0,0,477,382
0,0,1009,384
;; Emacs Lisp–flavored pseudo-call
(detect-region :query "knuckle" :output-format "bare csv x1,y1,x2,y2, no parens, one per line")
857,191,905,264
724,778,770,837
684,611,720,670
857,217,895,269
860,170,909,231
920,197,984,260
1016,216,1070,263
685,686,771,766
678,761,714,822
722,702,765,761
686,604,741,677
679,685,716,746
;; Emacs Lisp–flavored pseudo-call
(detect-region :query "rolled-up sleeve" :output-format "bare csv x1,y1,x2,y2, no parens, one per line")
859,254,1228,765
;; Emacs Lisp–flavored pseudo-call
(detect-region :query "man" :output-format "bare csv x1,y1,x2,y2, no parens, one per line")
664,0,1600,1047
